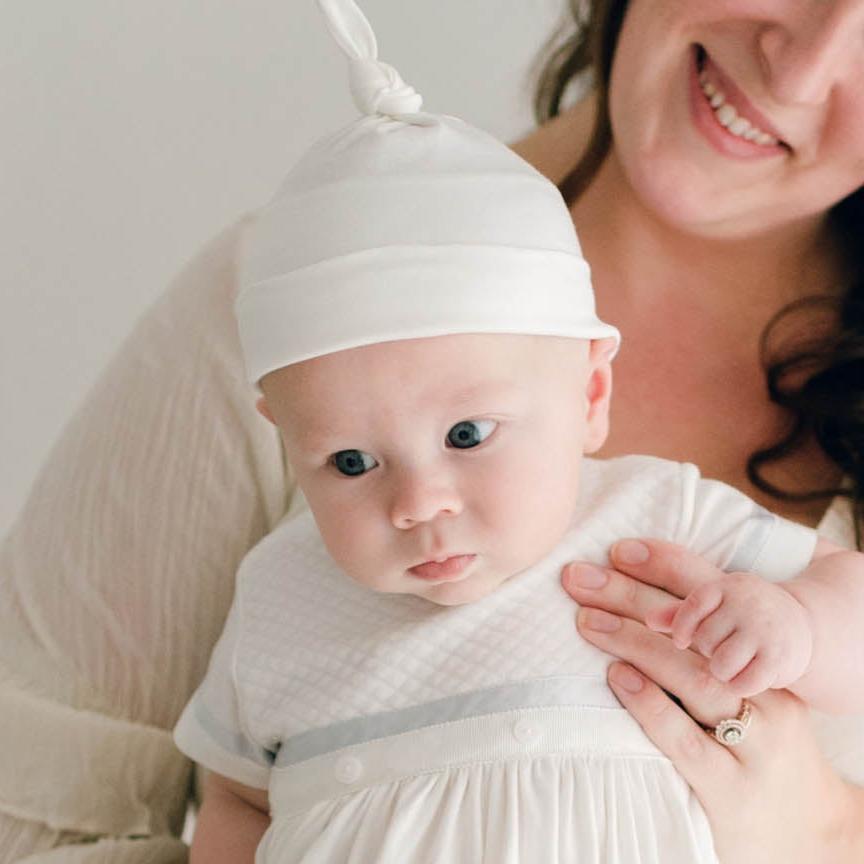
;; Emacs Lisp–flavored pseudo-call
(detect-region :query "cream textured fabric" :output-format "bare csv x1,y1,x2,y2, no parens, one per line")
0,219,858,863
0,218,289,862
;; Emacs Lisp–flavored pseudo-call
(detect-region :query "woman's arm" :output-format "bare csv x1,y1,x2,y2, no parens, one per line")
0,219,289,861
191,773,270,864
562,539,864,864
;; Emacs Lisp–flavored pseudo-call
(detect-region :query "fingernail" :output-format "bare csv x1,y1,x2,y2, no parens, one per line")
609,663,644,693
567,564,608,589
613,540,649,565
578,608,622,632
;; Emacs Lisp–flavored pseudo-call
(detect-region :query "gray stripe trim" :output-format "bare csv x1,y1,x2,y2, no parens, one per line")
274,675,615,768
725,508,775,573
193,698,276,767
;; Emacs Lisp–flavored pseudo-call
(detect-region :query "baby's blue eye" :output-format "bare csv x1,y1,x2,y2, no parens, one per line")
331,450,378,477
446,420,497,449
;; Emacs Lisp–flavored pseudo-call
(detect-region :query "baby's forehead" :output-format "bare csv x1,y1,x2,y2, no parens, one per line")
263,333,588,423
274,333,584,387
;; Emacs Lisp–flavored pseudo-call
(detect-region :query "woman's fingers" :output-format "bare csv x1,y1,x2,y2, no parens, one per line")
605,661,738,793
562,539,730,627
608,667,849,864
645,603,677,632
576,608,743,728
609,539,728,597
563,562,674,623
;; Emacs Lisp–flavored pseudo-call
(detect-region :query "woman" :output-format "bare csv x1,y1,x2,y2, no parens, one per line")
1,1,862,862
524,0,864,860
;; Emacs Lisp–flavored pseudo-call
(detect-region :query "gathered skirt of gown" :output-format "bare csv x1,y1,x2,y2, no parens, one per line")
257,704,718,864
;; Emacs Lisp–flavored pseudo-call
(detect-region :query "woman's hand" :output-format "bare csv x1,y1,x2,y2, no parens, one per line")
561,539,864,864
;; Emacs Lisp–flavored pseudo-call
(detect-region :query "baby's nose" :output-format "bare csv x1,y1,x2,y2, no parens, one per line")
389,470,463,529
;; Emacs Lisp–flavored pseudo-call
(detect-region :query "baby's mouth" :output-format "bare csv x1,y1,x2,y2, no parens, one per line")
408,554,476,581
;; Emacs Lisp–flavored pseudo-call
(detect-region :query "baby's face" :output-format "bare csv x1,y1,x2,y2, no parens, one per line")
259,333,612,606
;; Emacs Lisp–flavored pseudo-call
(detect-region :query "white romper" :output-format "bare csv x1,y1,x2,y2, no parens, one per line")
174,455,817,864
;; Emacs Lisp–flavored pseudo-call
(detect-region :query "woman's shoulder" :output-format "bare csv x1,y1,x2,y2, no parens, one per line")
508,95,597,185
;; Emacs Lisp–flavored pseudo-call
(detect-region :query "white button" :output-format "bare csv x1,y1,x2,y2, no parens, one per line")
334,756,363,784
512,718,541,744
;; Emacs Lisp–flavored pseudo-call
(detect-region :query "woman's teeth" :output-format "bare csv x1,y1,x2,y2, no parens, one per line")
698,71,780,147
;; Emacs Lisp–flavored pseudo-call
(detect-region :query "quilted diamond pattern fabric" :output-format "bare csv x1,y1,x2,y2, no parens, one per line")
226,454,812,752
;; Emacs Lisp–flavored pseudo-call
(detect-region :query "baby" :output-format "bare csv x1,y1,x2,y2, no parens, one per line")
174,2,864,862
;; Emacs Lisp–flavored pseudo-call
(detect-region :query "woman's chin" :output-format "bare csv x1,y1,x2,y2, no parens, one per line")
620,152,764,240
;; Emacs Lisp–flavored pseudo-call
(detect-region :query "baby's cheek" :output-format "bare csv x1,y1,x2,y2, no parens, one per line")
478,458,574,557
513,456,581,545
313,507,387,586
338,541,386,587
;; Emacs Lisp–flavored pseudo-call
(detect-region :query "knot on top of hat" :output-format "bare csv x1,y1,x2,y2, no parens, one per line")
348,57,423,117
317,0,426,120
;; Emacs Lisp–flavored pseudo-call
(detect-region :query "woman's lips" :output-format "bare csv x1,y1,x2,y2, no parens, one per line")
408,554,476,581
689,45,788,160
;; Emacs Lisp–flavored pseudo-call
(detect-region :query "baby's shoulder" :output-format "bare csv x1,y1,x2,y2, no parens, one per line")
234,507,336,596
580,454,695,499
574,455,697,542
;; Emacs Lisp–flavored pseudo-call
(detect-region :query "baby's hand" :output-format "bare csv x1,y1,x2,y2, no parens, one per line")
645,573,813,697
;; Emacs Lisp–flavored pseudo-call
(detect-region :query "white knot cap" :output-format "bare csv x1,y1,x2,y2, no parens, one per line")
349,57,423,117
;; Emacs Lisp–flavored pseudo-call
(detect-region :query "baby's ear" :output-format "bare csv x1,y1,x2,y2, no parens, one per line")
582,337,615,454
256,396,276,425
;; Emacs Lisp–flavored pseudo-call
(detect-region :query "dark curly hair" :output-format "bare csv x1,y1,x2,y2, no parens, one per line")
535,0,864,546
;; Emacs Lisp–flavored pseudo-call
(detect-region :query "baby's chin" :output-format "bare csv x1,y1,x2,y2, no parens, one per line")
413,569,513,607
350,561,517,606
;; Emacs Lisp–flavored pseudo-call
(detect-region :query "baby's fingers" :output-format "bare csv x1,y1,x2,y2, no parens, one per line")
669,582,724,649
725,650,781,698
709,632,758,685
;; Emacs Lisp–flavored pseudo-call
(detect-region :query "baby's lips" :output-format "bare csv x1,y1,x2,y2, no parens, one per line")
408,554,475,581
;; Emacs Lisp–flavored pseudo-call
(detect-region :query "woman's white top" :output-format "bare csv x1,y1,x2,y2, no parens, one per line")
0,219,858,862
175,455,816,863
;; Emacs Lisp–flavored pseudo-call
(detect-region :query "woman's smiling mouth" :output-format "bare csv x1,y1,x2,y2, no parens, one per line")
690,45,790,159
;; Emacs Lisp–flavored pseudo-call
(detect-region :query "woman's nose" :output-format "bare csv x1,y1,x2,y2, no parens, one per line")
758,1,864,105
389,469,463,529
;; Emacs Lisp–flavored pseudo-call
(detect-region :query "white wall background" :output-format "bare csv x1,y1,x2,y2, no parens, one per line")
1,0,569,535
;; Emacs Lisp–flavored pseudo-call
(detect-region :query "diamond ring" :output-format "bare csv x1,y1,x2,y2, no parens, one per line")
708,699,752,746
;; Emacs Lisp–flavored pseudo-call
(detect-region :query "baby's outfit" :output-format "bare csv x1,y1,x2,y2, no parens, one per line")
174,454,816,864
